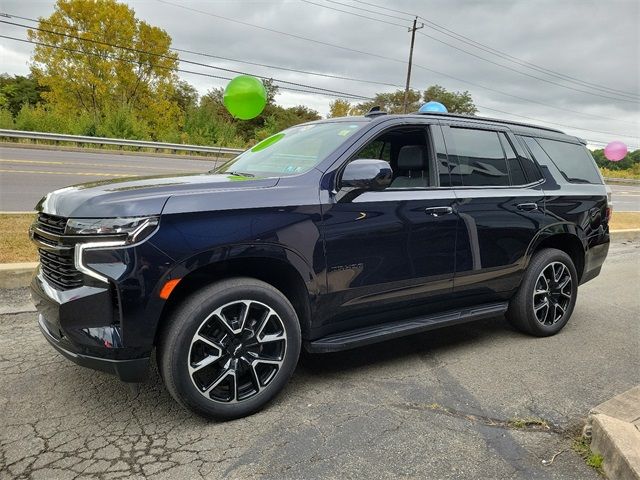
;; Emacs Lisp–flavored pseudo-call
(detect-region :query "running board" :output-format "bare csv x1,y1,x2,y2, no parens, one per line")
306,302,508,353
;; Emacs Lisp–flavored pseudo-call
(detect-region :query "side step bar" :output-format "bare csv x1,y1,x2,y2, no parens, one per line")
306,302,508,353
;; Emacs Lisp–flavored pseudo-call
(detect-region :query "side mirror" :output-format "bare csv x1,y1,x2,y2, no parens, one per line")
341,159,392,191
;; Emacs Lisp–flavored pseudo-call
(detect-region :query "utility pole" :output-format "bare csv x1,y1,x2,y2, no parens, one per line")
403,17,424,113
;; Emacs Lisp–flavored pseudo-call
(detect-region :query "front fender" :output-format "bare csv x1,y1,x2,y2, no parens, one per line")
142,242,323,345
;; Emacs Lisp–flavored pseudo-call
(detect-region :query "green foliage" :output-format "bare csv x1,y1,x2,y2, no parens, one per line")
423,85,477,114
96,105,149,140
14,104,71,133
332,85,478,117
328,99,352,118
352,88,423,115
0,107,14,128
172,80,199,112
591,148,640,171
0,74,47,116
29,0,181,134
586,453,603,469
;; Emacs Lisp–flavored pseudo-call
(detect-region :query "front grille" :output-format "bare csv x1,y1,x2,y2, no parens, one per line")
32,213,83,290
36,213,67,235
38,248,83,290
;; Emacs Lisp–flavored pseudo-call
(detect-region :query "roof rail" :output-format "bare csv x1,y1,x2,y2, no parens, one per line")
413,111,564,134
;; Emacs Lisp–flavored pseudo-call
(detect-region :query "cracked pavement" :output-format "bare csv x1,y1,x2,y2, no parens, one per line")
1,240,638,479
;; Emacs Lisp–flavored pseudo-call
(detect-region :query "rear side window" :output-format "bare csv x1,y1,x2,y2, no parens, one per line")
498,133,526,185
535,138,602,184
448,128,510,186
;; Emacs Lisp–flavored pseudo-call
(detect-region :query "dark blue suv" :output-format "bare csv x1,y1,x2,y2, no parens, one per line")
30,111,610,419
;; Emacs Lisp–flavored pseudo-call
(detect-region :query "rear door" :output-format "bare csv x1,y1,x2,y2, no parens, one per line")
440,122,546,302
517,135,610,280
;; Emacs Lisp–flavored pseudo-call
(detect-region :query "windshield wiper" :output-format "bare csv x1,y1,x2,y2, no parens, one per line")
225,171,256,177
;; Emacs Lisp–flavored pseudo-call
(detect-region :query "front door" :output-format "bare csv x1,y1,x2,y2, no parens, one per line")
317,123,459,337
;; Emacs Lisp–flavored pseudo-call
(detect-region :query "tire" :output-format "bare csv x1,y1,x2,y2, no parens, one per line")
506,248,578,337
158,277,301,420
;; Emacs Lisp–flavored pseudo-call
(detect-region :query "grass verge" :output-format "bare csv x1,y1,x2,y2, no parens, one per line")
0,214,37,263
600,167,640,180
610,211,640,230
0,211,639,264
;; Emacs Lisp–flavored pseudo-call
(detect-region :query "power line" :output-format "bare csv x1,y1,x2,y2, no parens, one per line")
154,0,409,66
0,19,372,100
2,33,638,148
348,0,640,99
150,1,637,125
1,12,403,89
302,0,638,103
323,0,414,22
3,8,637,140
476,104,639,140
299,0,407,28
415,28,639,104
0,34,371,100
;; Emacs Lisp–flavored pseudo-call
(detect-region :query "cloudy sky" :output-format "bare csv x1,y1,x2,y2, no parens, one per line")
1,0,638,148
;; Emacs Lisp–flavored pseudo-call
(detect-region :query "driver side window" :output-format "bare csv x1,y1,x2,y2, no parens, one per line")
352,126,435,189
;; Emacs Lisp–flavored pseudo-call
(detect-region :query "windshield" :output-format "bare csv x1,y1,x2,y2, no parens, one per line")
218,121,367,177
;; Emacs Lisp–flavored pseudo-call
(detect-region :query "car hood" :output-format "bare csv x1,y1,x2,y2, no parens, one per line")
35,173,280,218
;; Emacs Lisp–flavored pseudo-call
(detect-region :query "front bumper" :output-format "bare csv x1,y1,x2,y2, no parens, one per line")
30,269,150,382
38,315,149,382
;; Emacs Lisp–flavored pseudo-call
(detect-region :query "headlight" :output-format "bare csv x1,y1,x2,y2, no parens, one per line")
66,216,158,244
68,216,159,284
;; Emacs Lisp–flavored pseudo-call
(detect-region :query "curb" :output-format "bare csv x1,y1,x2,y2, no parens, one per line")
0,263,37,289
0,232,638,289
586,386,640,480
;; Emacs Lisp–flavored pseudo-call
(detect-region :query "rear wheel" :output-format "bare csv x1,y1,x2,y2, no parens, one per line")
158,277,301,419
507,248,578,336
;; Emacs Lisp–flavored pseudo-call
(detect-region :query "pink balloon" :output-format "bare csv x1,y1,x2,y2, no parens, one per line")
604,141,628,162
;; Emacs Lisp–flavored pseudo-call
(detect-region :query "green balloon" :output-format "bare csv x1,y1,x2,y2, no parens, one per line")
223,75,267,120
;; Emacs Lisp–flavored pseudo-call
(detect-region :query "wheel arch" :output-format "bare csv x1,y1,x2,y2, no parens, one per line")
526,224,586,281
151,244,320,346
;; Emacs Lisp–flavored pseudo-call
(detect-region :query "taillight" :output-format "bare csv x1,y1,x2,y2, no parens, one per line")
605,186,613,223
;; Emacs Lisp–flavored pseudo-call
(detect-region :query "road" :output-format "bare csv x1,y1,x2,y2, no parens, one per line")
0,146,220,212
1,240,638,479
2,145,640,212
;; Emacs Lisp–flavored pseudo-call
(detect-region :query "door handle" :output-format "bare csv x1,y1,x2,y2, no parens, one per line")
517,202,539,211
425,206,453,217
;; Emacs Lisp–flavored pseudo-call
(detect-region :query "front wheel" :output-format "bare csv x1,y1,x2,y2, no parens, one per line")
158,277,301,420
507,248,578,336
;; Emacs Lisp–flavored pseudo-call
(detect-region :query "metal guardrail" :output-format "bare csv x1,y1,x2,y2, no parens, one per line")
0,128,245,156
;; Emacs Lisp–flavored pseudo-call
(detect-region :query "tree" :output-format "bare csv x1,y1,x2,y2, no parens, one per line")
352,89,422,115
28,0,181,138
172,80,199,112
328,99,352,118
0,74,47,116
423,85,477,115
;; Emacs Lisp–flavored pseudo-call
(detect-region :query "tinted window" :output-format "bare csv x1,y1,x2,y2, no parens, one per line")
432,124,452,187
499,133,526,185
536,138,602,184
449,128,509,186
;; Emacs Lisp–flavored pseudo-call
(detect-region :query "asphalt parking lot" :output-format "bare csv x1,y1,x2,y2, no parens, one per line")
1,240,638,479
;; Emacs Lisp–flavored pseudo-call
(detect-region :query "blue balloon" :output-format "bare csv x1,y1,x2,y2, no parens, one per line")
419,101,448,113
